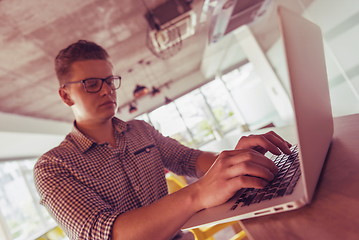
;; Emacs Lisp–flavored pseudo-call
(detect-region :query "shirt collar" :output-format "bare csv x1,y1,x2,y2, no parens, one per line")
69,117,129,153
112,117,128,134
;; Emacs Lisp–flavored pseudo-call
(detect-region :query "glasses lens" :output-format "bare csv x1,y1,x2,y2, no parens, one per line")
106,76,121,90
83,76,121,93
84,79,102,93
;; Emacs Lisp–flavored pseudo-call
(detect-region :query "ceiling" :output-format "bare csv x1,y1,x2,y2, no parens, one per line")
0,0,310,123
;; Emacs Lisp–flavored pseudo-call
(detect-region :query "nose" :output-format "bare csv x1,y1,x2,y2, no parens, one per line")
99,81,113,95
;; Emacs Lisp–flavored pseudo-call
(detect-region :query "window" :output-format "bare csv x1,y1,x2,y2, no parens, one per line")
136,62,282,147
200,79,241,134
175,89,217,146
0,159,57,240
134,113,151,124
222,63,280,130
148,103,196,147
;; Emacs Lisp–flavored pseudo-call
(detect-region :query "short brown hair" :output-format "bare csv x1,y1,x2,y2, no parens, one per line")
55,40,109,85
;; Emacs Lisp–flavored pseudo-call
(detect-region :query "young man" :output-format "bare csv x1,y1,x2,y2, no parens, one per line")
34,40,291,240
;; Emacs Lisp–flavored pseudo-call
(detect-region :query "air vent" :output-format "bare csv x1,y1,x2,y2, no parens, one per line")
208,0,270,43
145,0,197,58
148,11,196,52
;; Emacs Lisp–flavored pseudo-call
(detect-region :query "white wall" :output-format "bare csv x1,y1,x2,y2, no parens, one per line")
0,112,71,135
0,112,70,160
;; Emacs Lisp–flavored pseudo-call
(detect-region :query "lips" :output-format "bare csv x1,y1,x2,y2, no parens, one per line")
99,100,116,107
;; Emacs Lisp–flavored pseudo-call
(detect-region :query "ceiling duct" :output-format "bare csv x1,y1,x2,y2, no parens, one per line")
208,0,271,43
145,0,196,59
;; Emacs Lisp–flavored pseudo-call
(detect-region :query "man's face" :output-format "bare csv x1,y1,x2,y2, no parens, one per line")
59,59,118,123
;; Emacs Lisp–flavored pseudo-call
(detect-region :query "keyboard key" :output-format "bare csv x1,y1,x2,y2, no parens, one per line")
230,204,239,211
242,194,256,206
279,182,290,188
275,188,287,197
252,193,265,204
261,194,274,201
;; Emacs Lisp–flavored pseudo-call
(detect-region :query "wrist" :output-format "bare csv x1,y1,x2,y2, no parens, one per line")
183,181,206,212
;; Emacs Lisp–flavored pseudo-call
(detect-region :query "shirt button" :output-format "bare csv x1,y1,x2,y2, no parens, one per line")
134,186,141,192
145,148,151,153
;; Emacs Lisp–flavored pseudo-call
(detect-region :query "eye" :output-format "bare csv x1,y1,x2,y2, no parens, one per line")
84,79,101,89
105,76,115,84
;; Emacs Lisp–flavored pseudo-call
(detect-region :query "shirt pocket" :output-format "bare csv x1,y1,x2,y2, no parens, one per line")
133,144,156,155
130,143,163,172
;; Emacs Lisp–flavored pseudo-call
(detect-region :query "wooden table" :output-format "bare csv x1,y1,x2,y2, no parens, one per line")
240,114,359,240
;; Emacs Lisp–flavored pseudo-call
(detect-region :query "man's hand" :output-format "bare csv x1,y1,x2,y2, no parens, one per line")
191,131,291,211
235,131,292,155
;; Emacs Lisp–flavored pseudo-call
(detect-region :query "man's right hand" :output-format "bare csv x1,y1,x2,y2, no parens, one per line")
191,148,278,211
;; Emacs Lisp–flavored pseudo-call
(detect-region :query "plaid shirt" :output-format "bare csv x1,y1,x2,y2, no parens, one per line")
34,118,201,240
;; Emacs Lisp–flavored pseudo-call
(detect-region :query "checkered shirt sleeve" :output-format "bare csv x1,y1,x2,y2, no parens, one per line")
34,149,125,239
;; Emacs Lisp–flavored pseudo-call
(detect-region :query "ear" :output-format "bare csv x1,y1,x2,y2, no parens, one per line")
59,87,74,106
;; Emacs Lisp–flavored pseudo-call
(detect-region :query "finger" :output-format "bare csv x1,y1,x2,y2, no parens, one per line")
269,131,292,147
228,175,268,189
243,133,291,155
264,131,292,155
236,131,292,155
235,134,279,155
251,145,268,155
245,135,283,155
224,150,278,175
226,161,275,182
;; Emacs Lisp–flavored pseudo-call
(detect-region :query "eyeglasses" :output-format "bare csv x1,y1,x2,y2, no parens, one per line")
62,75,122,93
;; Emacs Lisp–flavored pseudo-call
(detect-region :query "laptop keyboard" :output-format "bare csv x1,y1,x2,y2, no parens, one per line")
230,145,301,210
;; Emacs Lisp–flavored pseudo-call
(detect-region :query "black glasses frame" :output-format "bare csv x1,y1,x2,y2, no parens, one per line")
62,75,122,93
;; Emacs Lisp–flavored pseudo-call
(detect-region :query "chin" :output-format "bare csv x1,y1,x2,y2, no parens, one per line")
104,111,117,120
100,106,117,117
102,112,115,119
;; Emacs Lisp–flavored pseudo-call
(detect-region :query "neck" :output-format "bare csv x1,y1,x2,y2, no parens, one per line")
75,118,116,146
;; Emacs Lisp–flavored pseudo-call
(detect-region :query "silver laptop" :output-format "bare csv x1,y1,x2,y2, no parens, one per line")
183,5,334,229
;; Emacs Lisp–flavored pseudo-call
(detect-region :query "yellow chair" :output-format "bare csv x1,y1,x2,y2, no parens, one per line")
46,226,66,239
165,172,247,240
229,231,247,240
35,226,67,240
